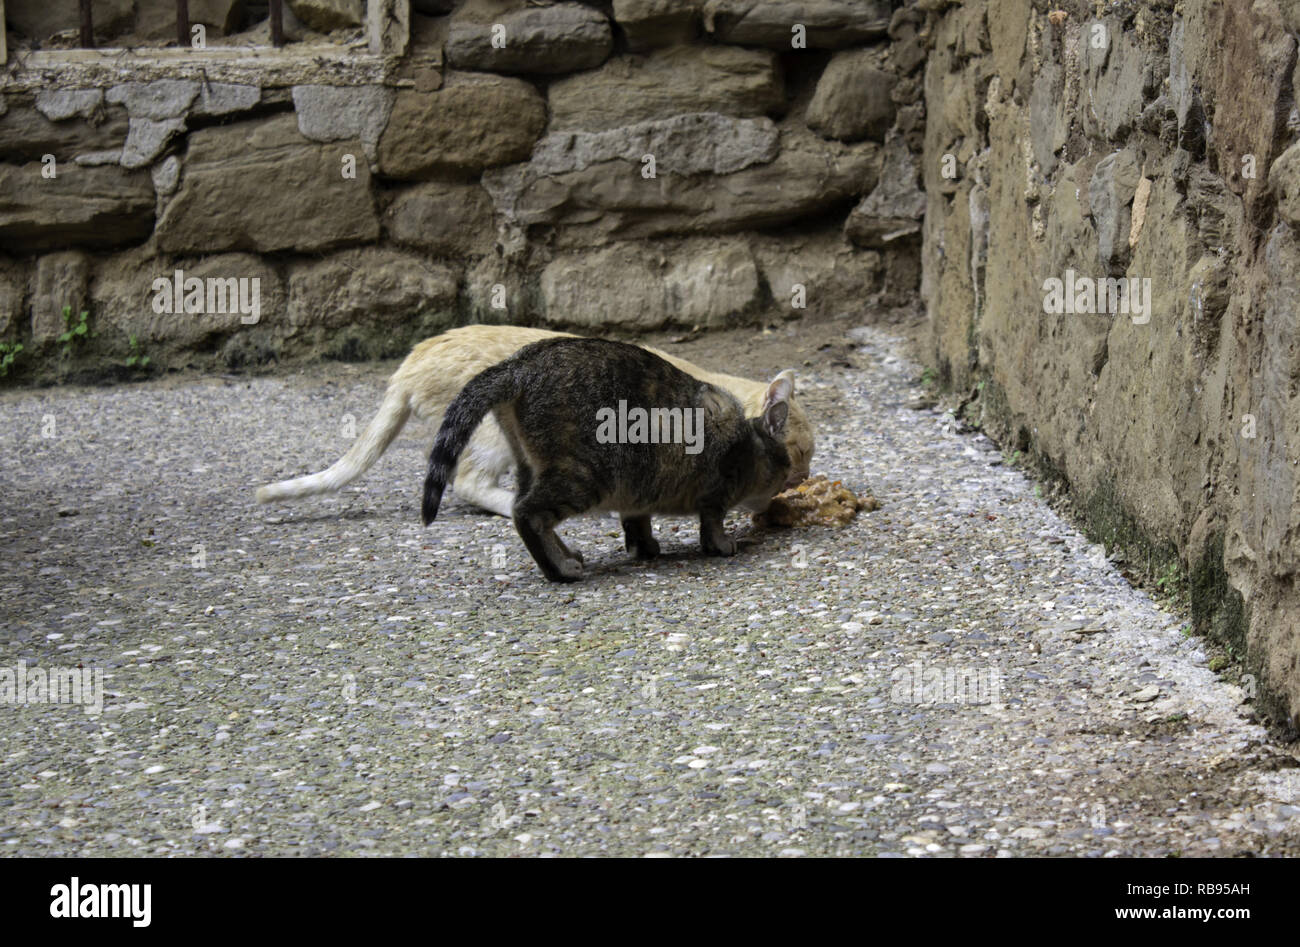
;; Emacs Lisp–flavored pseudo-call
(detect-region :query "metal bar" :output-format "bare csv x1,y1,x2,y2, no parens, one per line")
177,0,190,46
269,0,284,47
79,0,94,48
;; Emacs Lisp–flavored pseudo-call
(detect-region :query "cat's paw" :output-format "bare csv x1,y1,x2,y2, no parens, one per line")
553,535,584,564
704,535,738,557
629,536,660,560
555,556,584,580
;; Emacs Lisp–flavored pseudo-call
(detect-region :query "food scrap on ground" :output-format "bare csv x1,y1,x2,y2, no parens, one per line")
753,474,880,528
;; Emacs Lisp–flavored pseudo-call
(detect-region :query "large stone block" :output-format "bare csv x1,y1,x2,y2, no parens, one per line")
294,85,395,162
542,239,760,329
192,84,262,118
1209,1,1297,211
1082,16,1150,143
663,239,760,326
120,117,187,170
1270,141,1300,228
35,90,103,123
0,163,154,252
382,180,497,257
541,245,668,329
0,103,130,164
1168,18,1206,159
888,6,926,75
286,248,459,331
548,45,782,132
446,1,613,74
155,116,379,254
751,231,881,316
377,74,547,178
612,0,703,50
93,251,285,348
701,0,890,49
0,261,25,337
105,81,200,120
845,136,926,248
807,51,896,143
465,256,535,324
30,252,90,345
1028,60,1067,177
526,113,780,177
1088,148,1141,273
485,124,878,246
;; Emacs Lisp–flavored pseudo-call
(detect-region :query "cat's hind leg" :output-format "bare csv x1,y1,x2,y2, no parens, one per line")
555,536,584,564
514,465,582,564
451,424,518,517
513,508,583,582
512,470,600,582
452,466,515,518
621,515,660,560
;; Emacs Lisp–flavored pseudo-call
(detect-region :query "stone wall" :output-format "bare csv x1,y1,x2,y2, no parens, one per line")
921,0,1300,723
0,0,925,381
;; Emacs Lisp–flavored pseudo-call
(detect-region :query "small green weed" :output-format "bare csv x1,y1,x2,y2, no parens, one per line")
58,305,91,358
0,341,22,378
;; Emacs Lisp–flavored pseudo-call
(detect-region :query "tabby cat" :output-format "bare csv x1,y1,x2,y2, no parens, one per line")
422,337,793,581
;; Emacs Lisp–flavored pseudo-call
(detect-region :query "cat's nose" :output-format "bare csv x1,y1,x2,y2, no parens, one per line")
784,474,803,489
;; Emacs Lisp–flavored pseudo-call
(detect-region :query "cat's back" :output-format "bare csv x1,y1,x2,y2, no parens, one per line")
392,325,576,414
511,337,706,399
506,338,745,447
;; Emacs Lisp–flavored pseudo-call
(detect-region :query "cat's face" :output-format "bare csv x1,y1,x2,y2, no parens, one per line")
784,425,812,488
738,458,792,512
737,374,796,512
767,370,809,490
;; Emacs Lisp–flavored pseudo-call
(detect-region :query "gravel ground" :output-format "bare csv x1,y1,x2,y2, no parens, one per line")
2,319,1299,857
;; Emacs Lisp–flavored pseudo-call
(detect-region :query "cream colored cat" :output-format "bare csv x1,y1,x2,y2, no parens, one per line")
256,325,814,516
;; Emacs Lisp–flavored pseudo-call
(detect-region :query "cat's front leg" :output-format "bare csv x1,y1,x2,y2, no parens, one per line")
699,508,737,557
621,514,660,560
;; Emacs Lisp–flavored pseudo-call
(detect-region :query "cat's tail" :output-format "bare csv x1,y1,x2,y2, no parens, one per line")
255,385,412,504
422,362,518,526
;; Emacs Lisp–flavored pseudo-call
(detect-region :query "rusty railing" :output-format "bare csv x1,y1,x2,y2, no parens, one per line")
74,0,287,49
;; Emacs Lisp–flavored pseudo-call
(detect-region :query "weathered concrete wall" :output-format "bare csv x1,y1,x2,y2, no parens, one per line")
921,0,1300,723
0,0,924,382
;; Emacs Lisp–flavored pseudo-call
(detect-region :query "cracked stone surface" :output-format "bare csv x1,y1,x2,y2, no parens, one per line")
35,90,105,122
1,319,1297,856
105,81,199,120
121,117,186,170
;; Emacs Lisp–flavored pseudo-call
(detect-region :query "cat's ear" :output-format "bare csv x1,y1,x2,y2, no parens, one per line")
762,370,795,413
763,400,789,438
761,372,793,438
